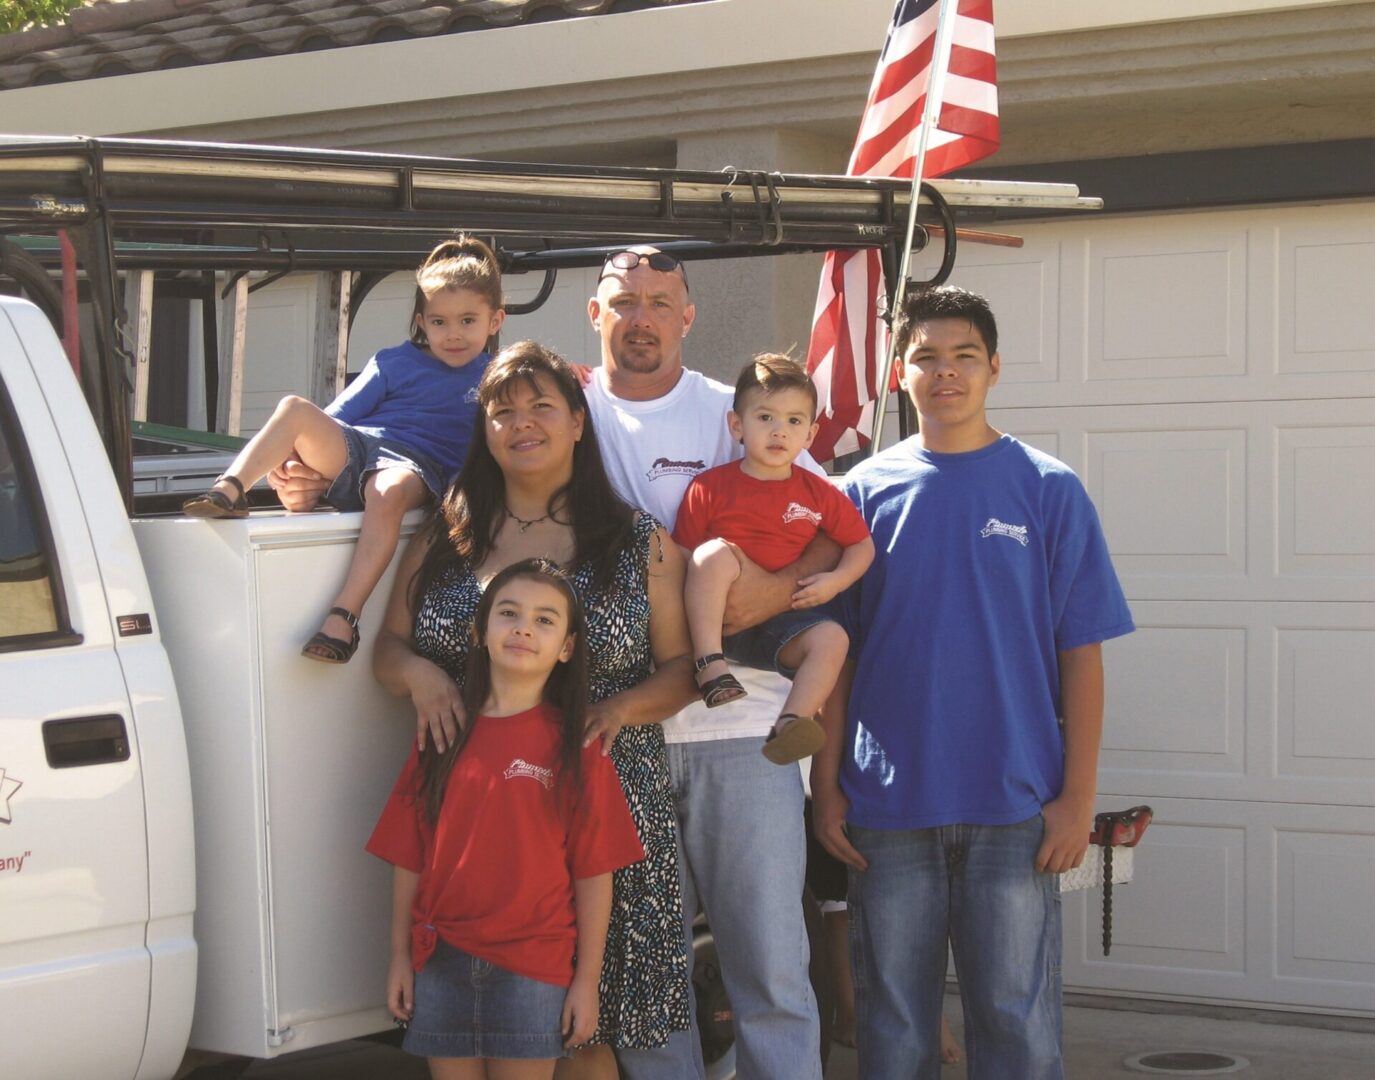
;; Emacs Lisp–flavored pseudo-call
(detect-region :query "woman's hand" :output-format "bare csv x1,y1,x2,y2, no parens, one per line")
407,656,466,754
583,699,627,755
386,951,414,1023
561,971,600,1048
372,531,465,751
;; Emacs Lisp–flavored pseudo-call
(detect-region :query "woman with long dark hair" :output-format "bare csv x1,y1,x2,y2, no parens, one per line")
374,341,696,1078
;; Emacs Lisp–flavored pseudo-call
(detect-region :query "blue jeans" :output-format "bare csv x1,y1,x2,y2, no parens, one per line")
848,815,1063,1080
619,737,821,1080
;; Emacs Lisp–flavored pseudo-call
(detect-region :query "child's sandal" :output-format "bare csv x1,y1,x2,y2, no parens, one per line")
762,713,826,765
694,652,748,709
302,606,360,664
183,474,249,519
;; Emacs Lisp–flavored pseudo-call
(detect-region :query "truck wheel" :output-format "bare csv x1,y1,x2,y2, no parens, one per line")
690,888,834,1080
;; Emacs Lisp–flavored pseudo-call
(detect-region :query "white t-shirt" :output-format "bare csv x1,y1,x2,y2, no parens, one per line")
584,366,816,743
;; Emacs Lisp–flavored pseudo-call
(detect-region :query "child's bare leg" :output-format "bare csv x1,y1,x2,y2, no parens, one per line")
825,907,857,1047
486,1059,557,1080
304,468,426,658
763,621,846,763
427,1058,487,1080
212,395,349,502
940,1012,961,1064
777,621,847,722
685,538,743,688
553,1045,617,1080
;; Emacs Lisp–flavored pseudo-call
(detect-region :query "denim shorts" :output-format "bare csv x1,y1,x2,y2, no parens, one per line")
722,608,834,678
403,939,569,1061
324,420,446,512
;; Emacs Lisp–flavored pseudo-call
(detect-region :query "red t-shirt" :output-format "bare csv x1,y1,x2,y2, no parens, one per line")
366,703,644,987
672,461,870,572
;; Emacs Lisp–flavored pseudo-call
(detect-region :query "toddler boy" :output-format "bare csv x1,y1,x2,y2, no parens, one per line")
672,354,874,764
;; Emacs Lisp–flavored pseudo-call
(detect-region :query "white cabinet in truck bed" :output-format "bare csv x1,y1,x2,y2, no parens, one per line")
132,510,420,1058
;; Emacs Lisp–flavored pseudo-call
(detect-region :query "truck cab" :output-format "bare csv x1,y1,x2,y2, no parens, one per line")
0,295,195,1080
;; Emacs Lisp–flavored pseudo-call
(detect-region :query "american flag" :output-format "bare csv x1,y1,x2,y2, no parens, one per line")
805,0,999,461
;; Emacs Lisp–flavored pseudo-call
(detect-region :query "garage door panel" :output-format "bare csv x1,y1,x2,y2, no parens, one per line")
1088,427,1246,576
1090,230,1248,381
1103,623,1245,770
1278,223,1375,376
949,204,1375,408
1067,817,1246,977
1065,799,1375,1014
991,399,1374,602
1276,624,1375,781
1104,601,1374,806
1277,424,1375,579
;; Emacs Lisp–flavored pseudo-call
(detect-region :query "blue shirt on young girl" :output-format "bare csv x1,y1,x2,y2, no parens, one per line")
327,340,490,482
833,434,1134,831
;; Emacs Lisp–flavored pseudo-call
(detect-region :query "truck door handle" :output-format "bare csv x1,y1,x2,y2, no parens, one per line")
42,715,131,768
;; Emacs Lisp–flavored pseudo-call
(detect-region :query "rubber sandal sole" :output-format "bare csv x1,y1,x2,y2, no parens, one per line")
762,714,826,764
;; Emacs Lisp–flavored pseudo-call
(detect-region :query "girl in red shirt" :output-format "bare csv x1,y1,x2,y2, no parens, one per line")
368,558,644,1077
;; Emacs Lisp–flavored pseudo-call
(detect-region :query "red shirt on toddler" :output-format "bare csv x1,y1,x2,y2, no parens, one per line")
366,702,644,987
672,461,870,572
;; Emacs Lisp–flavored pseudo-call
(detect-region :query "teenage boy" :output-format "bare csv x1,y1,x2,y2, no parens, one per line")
811,286,1134,1079
672,353,874,763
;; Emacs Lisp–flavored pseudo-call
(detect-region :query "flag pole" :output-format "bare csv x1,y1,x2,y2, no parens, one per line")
868,0,962,454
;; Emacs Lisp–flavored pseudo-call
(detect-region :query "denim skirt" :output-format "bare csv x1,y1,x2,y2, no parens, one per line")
403,940,568,1060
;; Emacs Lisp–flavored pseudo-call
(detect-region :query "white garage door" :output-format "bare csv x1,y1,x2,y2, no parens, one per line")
932,201,1375,1015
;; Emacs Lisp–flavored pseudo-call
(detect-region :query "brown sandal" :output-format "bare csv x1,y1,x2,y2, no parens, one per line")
695,653,748,709
762,713,826,764
302,606,360,664
183,474,249,519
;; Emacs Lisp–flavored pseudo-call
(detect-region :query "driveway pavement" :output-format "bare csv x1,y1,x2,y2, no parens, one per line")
213,998,1375,1079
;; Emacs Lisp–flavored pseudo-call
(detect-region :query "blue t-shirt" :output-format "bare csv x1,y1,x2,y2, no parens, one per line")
834,434,1134,830
326,341,489,482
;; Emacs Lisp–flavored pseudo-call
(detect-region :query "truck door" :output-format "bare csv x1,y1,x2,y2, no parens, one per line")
0,304,152,1080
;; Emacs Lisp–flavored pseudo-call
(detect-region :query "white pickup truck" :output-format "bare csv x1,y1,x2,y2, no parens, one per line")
1,293,417,1079
0,135,1097,1080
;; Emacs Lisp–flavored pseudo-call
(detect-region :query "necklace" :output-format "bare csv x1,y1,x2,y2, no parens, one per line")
505,505,550,533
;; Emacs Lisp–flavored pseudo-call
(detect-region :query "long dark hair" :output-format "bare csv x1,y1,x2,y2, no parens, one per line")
412,340,636,602
418,558,589,824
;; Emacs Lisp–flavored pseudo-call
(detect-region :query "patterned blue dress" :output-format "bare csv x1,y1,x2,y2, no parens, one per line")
411,513,690,1048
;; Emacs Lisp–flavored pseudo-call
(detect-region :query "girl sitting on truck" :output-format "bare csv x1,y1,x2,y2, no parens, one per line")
367,558,644,1076
181,235,506,665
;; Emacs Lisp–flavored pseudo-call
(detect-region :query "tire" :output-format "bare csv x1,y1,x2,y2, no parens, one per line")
690,888,834,1080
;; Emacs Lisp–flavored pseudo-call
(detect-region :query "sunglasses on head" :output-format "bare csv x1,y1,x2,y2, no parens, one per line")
597,250,689,290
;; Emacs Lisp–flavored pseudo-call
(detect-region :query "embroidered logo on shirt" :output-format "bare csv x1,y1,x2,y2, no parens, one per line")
980,517,1029,546
646,456,706,482
504,758,555,790
782,501,822,526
